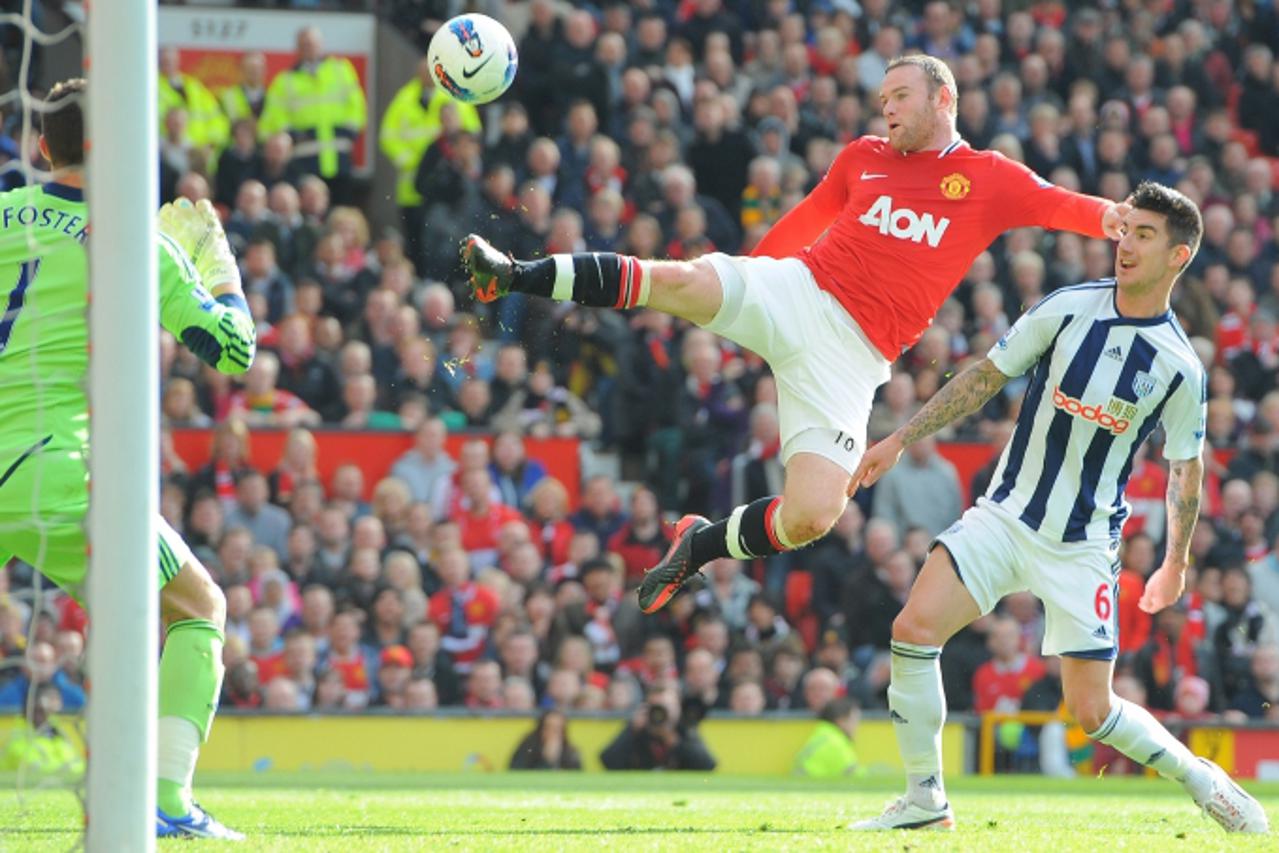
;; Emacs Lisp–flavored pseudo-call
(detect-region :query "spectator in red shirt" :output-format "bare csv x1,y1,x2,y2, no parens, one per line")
226,350,321,428
971,616,1047,713
428,547,501,673
607,486,671,585
433,438,500,522
1120,443,1168,541
550,529,603,585
324,609,375,709
1117,533,1157,654
550,558,645,673
450,468,527,567
527,477,576,567
186,418,255,508
1133,601,1199,712
247,605,285,684
1215,277,1255,364
617,634,678,689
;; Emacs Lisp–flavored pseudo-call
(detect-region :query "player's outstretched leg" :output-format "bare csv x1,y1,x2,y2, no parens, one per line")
461,234,724,326
463,233,652,308
1064,658,1268,834
638,453,848,614
154,535,244,841
852,546,979,832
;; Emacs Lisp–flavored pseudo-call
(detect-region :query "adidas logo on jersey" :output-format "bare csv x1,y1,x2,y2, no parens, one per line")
1092,624,1109,639
858,195,951,248
1052,386,1131,435
1104,345,1123,361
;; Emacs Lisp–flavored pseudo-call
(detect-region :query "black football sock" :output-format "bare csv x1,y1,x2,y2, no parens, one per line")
513,253,650,308
690,496,794,566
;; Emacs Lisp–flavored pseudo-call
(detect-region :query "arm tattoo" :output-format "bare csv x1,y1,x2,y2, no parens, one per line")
899,359,1010,446
1165,457,1203,566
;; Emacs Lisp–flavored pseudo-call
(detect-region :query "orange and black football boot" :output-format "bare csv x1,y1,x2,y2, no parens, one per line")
460,233,515,303
636,514,711,614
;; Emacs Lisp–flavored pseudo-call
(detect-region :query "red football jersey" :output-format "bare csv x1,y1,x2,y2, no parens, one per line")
753,137,1109,359
428,582,500,671
972,654,1047,713
1117,569,1152,654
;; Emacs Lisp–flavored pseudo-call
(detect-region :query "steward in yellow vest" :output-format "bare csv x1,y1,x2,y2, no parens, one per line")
220,51,269,125
158,47,230,157
259,26,366,186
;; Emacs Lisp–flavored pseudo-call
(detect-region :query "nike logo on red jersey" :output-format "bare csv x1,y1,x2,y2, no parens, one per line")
860,171,889,180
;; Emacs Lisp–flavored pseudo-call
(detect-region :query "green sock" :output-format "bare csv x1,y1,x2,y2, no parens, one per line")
157,618,224,817
157,776,191,818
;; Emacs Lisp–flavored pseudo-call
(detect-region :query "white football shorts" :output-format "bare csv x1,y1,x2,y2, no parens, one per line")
702,253,891,475
933,499,1121,660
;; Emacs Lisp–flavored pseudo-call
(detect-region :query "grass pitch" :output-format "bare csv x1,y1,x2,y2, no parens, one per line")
1,771,1275,850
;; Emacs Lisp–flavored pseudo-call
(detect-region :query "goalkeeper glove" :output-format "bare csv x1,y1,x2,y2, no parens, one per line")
157,199,241,293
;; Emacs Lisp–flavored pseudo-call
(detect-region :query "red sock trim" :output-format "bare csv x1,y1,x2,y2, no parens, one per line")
614,255,632,309
627,257,643,308
763,497,785,552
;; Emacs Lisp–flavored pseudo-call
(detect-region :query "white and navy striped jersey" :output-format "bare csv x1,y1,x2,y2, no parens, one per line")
983,280,1206,543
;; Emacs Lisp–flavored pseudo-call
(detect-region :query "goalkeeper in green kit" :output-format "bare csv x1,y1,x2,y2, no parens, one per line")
0,79,252,840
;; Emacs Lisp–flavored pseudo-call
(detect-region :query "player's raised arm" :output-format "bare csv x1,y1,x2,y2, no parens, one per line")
156,200,256,375
994,155,1131,241
750,140,855,258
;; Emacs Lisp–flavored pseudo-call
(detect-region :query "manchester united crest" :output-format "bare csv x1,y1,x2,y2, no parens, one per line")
940,173,971,200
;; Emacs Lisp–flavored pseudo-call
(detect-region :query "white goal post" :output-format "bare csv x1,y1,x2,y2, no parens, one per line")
85,0,159,849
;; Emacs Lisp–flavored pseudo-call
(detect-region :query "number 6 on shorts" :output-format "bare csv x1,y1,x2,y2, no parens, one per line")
1094,582,1112,622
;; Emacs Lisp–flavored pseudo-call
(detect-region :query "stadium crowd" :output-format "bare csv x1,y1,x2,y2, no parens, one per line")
3,0,1279,773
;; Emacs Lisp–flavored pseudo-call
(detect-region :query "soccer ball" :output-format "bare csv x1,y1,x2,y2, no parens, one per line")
428,14,518,105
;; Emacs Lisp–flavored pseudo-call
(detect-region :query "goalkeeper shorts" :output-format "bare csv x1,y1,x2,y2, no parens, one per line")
0,442,194,601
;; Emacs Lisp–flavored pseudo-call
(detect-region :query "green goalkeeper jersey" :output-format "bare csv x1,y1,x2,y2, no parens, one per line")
0,182,255,468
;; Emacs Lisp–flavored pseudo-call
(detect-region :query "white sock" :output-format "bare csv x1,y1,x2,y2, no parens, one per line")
888,640,947,810
157,716,201,800
1087,697,1209,795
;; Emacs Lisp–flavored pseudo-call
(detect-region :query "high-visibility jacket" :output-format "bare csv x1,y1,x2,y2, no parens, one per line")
793,721,862,779
220,83,267,125
379,79,481,207
259,57,366,178
0,722,84,779
158,73,230,152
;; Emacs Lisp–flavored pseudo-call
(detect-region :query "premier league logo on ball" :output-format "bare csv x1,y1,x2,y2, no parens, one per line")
449,17,484,58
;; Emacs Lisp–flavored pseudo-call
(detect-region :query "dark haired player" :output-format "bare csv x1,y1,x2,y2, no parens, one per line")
849,183,1266,834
